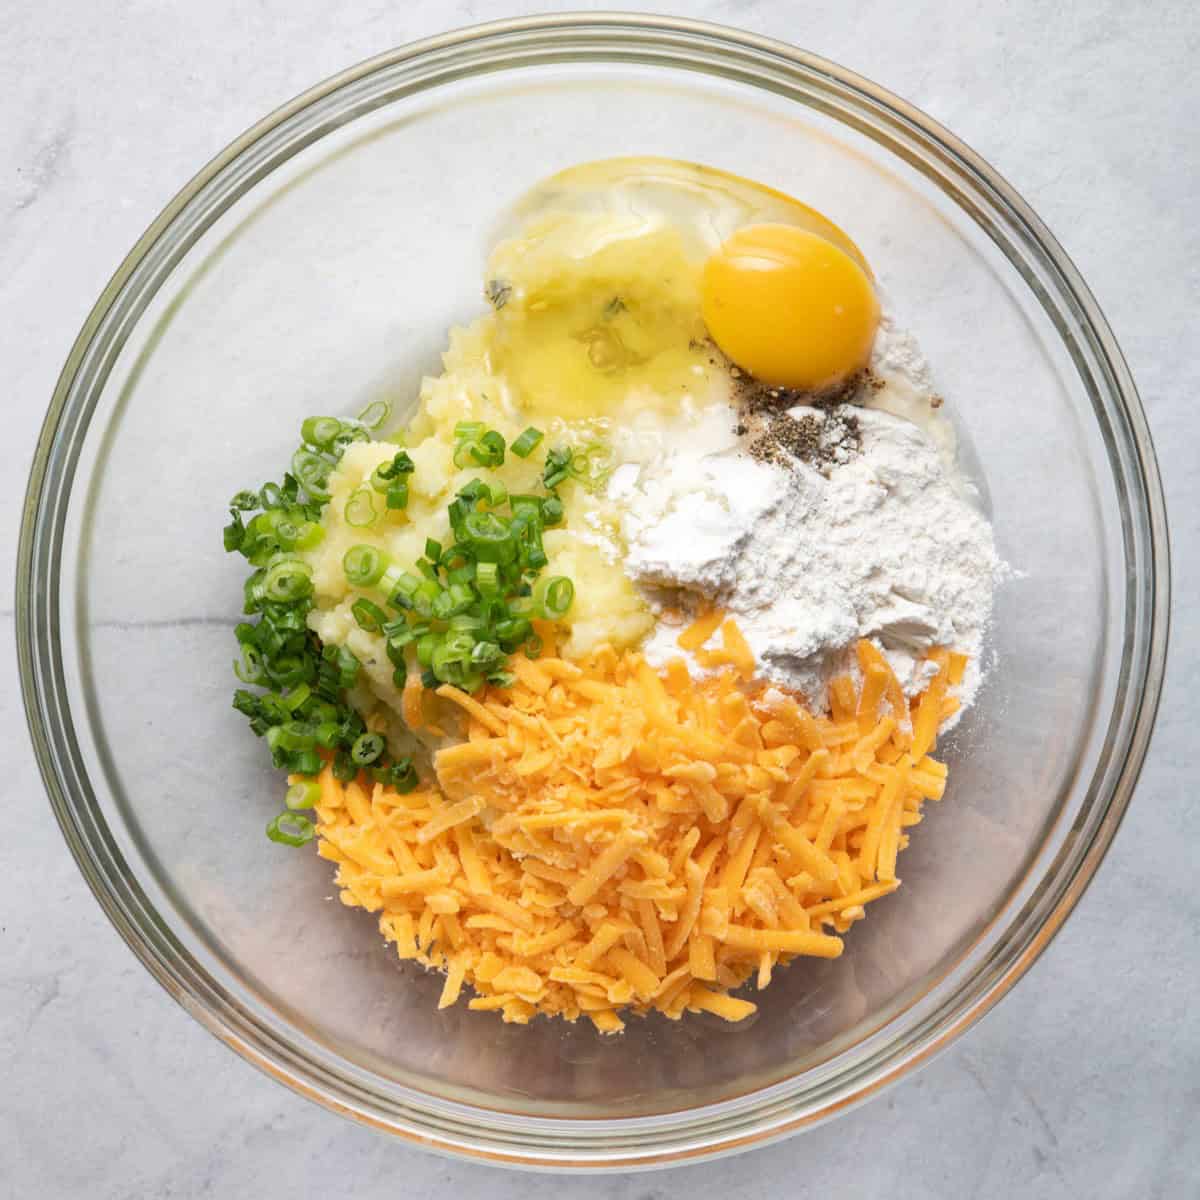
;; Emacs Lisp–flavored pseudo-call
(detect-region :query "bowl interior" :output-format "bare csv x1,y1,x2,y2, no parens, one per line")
44,31,1142,1133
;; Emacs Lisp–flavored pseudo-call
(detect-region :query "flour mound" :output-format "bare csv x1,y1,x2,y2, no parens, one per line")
621,407,1004,719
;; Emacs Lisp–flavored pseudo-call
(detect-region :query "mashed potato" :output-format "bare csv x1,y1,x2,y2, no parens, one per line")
302,212,734,740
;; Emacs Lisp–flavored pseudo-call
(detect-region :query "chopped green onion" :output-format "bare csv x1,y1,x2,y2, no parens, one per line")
332,749,358,782
322,643,360,688
301,416,344,449
294,749,323,775
234,644,265,685
230,489,260,511
386,481,409,510
463,511,516,562
411,579,441,619
371,450,415,492
475,561,500,595
424,538,443,563
259,482,286,510
331,424,368,452
267,811,315,846
373,757,418,793
494,616,532,646
344,486,377,527
293,521,325,551
470,640,504,668
291,448,332,502
474,430,506,467
384,634,411,667
432,582,474,620
541,496,564,526
543,446,572,490
343,545,388,587
533,575,574,619
457,478,488,503
387,571,423,610
229,413,431,822
357,399,391,430
511,427,544,458
416,632,438,667
274,720,318,751
266,654,309,690
351,597,387,632
285,780,322,810
453,426,505,470
351,732,385,766
223,512,245,552
273,517,301,549
569,441,614,490
262,559,313,604
374,564,401,597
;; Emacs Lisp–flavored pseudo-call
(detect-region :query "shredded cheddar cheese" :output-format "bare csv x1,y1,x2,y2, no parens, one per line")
311,619,959,1033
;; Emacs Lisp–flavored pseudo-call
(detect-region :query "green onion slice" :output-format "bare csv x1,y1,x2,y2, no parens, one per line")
344,486,377,527
463,511,515,562
267,811,315,846
301,416,343,449
351,732,385,766
292,449,332,502
343,544,388,587
293,521,325,551
357,399,391,430
533,575,574,619
542,446,572,490
262,559,313,604
285,780,322,810
541,496,564,526
230,489,260,512
511,427,544,458
475,561,500,595
351,597,387,632
475,430,506,467
233,644,265,685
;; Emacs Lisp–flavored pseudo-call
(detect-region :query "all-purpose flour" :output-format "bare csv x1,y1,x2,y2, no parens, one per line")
614,398,1004,720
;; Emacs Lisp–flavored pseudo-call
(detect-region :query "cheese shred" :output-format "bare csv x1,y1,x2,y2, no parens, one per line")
312,627,958,1033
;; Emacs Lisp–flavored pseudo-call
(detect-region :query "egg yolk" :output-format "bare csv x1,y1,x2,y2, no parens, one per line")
701,223,880,391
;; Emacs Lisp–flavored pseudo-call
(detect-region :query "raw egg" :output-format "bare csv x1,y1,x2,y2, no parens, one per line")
486,158,880,409
702,223,880,391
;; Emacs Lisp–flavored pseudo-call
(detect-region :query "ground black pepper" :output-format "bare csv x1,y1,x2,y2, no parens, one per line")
723,353,870,470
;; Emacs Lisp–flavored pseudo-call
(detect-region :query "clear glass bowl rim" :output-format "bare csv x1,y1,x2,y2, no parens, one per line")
16,12,1170,1170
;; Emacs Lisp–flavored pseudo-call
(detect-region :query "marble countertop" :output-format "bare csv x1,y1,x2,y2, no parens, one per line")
4,1,1196,1196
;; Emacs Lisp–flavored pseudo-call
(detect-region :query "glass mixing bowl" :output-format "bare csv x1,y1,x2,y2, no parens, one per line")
18,14,1169,1169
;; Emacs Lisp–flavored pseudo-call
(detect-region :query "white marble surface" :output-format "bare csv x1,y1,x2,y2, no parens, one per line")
3,1,1196,1195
